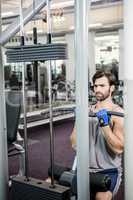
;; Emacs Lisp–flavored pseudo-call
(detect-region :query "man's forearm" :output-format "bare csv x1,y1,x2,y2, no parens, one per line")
101,126,123,154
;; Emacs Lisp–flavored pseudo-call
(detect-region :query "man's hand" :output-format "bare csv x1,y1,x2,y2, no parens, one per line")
96,109,110,127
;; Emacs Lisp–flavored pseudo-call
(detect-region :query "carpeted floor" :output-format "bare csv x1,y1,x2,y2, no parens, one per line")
9,119,75,180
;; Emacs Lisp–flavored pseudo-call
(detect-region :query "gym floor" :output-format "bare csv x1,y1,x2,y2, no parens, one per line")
9,119,75,180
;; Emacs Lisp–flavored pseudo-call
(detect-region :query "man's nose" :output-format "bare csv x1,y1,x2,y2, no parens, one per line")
95,86,101,92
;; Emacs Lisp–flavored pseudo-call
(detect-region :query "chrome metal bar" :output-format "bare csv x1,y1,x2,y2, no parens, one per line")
47,0,55,187
124,1,133,199
20,0,29,180
75,0,90,199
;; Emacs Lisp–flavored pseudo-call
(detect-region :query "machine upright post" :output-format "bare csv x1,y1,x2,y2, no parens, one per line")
20,0,29,180
75,0,90,200
124,1,133,199
47,0,55,187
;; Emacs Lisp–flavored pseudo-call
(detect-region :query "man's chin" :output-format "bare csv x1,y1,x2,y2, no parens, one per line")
96,96,104,101
96,98,103,102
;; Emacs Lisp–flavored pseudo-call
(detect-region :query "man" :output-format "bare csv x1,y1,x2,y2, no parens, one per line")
70,69,124,200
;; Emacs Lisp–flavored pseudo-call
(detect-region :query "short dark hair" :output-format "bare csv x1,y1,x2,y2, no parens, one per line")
92,69,117,86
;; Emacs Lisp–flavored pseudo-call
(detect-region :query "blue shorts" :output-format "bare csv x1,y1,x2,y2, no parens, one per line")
96,168,118,192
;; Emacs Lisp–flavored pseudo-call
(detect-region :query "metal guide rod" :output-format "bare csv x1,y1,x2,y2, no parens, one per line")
20,0,29,180
0,2,8,199
33,27,39,108
32,0,36,15
72,156,77,171
47,0,55,187
48,61,55,187
20,0,24,36
33,0,39,108
20,0,24,45
124,1,133,199
47,0,52,42
22,61,29,180
75,0,90,199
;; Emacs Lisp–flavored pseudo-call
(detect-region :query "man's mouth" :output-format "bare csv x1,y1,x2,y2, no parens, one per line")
96,93,103,97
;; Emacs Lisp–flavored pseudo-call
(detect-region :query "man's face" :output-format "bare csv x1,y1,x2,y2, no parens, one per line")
93,76,113,101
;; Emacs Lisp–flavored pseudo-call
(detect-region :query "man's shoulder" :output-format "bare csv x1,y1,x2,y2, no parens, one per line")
112,104,124,124
112,104,124,113
88,103,124,113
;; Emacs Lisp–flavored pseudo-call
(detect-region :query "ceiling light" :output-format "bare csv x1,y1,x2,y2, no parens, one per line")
26,29,43,34
1,11,14,17
69,23,102,30
69,25,74,30
53,15,66,23
95,35,118,41
51,1,74,9
89,23,103,28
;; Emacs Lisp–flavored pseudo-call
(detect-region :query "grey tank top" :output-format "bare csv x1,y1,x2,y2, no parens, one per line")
89,114,122,173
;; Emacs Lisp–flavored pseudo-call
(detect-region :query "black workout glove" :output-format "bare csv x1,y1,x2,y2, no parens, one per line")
96,109,110,127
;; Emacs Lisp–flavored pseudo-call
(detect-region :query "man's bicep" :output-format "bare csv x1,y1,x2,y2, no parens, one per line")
113,117,124,145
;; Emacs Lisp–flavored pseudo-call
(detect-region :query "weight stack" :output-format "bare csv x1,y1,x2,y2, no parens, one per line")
11,176,71,200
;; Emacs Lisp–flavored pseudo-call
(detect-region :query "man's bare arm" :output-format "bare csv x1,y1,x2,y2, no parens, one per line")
101,115,124,154
70,127,77,150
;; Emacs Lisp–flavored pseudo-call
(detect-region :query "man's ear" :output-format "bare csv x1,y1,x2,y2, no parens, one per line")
110,85,115,93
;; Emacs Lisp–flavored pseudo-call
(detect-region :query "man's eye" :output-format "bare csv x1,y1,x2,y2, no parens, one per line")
94,85,105,88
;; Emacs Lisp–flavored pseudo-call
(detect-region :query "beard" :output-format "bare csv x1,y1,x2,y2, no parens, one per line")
95,89,111,102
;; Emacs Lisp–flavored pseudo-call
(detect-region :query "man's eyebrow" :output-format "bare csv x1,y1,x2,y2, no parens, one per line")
94,84,105,86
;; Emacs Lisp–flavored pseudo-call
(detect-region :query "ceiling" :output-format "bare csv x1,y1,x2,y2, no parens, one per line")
1,0,74,16
1,0,123,44
1,0,122,17
1,0,75,35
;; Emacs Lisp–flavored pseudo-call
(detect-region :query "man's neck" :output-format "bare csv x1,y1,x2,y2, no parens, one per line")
96,97,113,108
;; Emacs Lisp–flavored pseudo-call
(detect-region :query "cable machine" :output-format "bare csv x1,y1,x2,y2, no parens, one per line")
6,0,70,200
